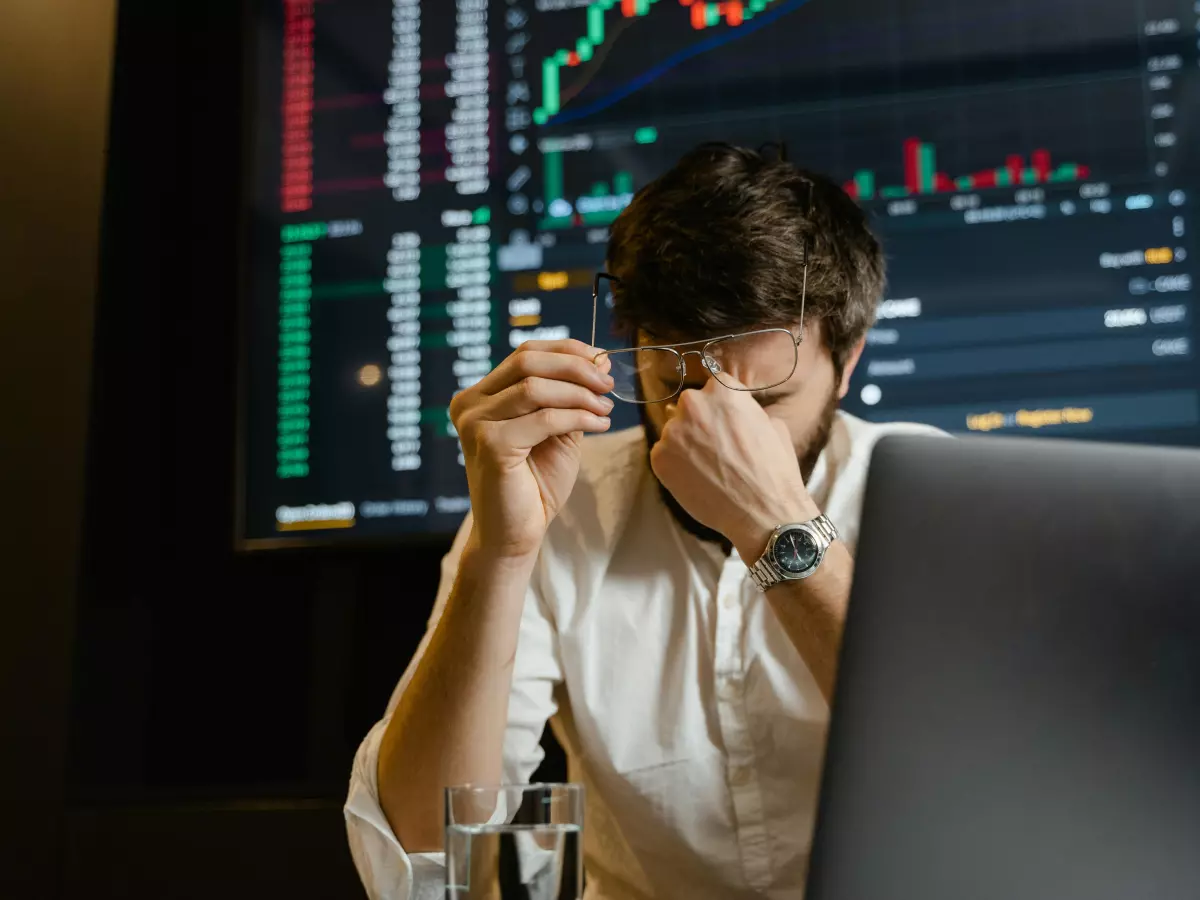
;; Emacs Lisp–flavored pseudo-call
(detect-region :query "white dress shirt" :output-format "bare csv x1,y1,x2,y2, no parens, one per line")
345,411,943,900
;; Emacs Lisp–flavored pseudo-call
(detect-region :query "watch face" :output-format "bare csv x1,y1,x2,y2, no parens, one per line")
773,529,820,574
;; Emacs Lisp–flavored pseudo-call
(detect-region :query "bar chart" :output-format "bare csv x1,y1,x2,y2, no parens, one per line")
844,139,1092,200
540,150,636,229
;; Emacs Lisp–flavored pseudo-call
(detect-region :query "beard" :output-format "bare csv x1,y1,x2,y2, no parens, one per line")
639,389,840,552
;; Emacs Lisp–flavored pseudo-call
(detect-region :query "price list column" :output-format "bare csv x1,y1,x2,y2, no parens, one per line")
386,0,422,202
446,0,490,197
280,0,314,213
415,209,493,479
443,211,494,469
387,231,423,472
407,0,495,497
277,222,328,479
1137,0,1196,301
1138,3,1189,182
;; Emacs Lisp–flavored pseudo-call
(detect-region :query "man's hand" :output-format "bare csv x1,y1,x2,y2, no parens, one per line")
649,376,820,552
451,339,615,560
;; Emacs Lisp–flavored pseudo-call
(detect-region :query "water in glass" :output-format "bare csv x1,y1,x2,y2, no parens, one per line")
445,822,582,900
445,784,584,900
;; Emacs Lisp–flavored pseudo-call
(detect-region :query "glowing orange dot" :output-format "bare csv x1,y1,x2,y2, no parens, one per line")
357,364,382,387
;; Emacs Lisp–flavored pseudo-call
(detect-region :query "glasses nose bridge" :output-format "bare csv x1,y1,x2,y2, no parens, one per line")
679,346,721,366
675,346,721,378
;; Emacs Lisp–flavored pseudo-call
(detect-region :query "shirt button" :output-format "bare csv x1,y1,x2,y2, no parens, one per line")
721,593,739,611
730,766,752,787
718,678,741,702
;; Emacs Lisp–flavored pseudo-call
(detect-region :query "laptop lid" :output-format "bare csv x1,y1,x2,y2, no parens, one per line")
806,434,1200,900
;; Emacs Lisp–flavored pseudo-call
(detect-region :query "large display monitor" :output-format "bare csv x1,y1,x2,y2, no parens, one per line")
241,0,1198,546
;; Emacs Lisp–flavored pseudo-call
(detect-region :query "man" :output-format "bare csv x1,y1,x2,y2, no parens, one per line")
346,143,941,899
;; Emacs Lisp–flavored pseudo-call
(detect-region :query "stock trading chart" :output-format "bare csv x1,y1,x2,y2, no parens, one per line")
243,0,1200,544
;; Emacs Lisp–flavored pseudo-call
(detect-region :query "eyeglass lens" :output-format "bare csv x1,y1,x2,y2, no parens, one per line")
605,348,682,403
703,330,798,391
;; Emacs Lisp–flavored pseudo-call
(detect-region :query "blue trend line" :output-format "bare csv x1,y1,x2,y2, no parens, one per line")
549,0,814,126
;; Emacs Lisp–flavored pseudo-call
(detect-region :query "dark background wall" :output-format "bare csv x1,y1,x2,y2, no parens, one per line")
2,0,556,897
64,0,444,896
0,0,116,895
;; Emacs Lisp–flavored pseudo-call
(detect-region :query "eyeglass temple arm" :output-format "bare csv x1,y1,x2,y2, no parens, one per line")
798,178,814,344
592,273,621,349
799,254,807,341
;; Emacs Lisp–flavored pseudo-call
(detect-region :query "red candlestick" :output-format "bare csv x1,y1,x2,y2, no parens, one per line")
1006,154,1023,184
903,139,922,195
1032,149,1051,183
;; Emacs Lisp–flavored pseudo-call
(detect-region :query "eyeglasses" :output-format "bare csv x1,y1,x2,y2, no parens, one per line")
589,177,814,404
593,323,805,403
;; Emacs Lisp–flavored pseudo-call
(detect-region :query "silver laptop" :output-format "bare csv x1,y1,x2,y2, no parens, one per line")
806,434,1200,900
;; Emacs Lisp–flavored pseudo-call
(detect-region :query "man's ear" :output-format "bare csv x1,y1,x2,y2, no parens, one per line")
837,336,867,399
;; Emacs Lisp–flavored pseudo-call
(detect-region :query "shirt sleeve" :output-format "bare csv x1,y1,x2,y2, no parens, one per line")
344,510,564,900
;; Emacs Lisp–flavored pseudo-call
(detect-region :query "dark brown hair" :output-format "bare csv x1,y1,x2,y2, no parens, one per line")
605,142,884,373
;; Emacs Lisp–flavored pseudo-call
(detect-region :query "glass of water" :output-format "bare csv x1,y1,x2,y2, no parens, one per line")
445,783,584,900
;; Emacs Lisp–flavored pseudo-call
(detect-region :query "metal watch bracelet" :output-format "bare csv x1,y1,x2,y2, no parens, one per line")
748,514,839,591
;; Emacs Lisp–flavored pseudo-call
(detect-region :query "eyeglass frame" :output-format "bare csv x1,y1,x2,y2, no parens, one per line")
596,325,807,404
588,177,815,404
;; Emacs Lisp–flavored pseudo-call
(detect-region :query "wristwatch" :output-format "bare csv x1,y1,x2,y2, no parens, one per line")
748,515,839,591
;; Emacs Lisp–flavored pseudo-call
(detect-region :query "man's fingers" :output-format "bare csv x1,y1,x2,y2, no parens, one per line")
486,407,611,451
478,344,614,396
511,337,598,359
481,377,615,421
451,341,617,441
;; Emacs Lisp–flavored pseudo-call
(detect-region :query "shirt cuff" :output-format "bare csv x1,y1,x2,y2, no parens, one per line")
345,717,447,900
